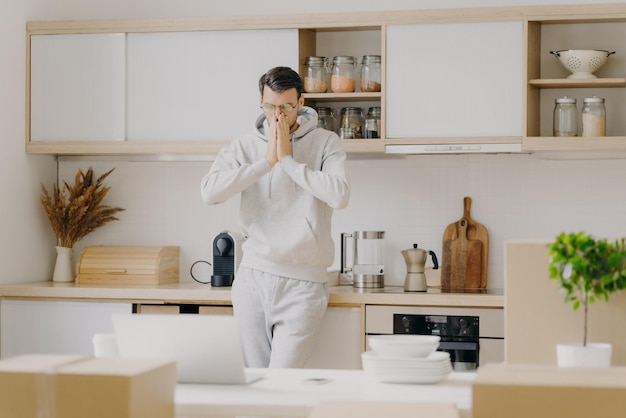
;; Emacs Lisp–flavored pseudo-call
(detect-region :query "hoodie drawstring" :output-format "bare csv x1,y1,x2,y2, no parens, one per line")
268,169,273,198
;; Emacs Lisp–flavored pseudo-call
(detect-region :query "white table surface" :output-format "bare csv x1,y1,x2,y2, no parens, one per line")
175,368,476,418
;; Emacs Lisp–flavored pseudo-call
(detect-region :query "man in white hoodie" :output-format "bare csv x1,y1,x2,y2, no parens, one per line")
200,66,350,368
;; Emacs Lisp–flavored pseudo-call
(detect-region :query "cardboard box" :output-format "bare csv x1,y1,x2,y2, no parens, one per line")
473,363,626,418
76,246,179,285
0,355,176,418
0,354,87,418
55,357,176,418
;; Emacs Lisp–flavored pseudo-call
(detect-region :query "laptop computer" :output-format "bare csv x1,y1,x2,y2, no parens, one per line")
111,313,263,384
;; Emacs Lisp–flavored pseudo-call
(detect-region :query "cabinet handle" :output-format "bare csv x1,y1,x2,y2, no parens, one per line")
106,269,127,274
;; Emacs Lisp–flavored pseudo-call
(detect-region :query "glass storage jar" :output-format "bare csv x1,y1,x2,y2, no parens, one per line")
360,55,381,92
339,107,364,138
363,107,381,139
331,56,357,93
553,96,578,137
303,56,329,93
582,96,606,137
316,107,337,132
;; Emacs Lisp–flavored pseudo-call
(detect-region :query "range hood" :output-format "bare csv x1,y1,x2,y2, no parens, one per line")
385,143,523,155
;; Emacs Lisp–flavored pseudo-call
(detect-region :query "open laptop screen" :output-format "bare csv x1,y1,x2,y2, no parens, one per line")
112,313,262,384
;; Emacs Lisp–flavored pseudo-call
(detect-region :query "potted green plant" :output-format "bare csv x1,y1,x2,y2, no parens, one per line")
40,167,125,282
547,231,626,367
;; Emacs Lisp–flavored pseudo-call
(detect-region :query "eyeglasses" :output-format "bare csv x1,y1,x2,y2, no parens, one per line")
261,103,297,113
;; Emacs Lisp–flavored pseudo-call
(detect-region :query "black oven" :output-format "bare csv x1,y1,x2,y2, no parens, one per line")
393,314,480,371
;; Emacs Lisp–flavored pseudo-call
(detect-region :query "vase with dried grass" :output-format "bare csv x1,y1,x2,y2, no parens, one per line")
40,167,125,282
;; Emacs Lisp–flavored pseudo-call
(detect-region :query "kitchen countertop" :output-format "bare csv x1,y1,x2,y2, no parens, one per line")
0,281,503,308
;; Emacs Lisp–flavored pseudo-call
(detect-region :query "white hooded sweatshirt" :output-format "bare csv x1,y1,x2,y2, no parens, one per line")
201,106,350,282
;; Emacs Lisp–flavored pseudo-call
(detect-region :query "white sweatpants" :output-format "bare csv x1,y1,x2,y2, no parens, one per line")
231,267,329,368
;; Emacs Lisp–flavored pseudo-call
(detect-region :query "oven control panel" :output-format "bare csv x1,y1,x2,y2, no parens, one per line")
393,314,479,338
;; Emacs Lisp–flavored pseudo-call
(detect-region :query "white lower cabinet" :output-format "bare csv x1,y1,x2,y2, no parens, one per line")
134,303,362,369
305,306,362,370
0,300,361,368
0,300,131,358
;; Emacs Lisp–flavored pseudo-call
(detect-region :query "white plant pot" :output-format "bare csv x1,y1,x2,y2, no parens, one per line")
556,343,612,368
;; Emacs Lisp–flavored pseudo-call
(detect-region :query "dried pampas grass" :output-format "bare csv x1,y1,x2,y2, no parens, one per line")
40,167,125,248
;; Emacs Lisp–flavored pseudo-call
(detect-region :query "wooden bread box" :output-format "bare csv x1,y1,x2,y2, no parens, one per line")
76,246,179,285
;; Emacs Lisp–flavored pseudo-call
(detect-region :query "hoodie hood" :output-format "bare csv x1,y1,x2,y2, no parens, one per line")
254,106,319,142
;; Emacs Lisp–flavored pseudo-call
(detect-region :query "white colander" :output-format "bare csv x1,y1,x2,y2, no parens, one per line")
550,49,615,79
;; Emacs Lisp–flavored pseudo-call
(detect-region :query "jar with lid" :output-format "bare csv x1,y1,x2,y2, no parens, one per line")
331,56,357,93
363,107,381,139
316,107,337,132
360,55,381,92
553,96,578,137
582,96,606,137
339,107,364,138
303,56,329,93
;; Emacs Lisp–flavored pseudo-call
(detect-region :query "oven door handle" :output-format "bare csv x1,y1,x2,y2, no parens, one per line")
438,341,478,351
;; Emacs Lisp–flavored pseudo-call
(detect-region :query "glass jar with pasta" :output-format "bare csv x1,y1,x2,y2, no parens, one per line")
339,107,364,138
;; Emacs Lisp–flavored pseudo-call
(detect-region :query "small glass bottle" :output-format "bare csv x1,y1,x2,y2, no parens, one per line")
339,127,356,139
316,107,337,132
303,56,329,93
582,96,606,137
553,96,578,137
363,107,381,139
330,56,357,93
360,55,381,92
339,107,364,138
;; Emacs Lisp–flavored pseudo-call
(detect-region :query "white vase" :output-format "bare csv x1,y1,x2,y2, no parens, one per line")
556,343,612,368
52,246,74,283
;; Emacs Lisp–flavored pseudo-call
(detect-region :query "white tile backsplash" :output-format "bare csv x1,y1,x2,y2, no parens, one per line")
59,152,626,289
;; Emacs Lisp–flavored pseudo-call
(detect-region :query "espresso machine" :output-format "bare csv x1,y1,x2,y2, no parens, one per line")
211,231,242,287
341,231,385,288
401,243,439,292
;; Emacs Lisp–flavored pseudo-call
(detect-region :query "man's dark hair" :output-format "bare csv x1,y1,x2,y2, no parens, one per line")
259,66,303,98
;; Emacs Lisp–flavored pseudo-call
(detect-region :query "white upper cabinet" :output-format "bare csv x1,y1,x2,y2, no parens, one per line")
126,30,299,141
26,5,625,156
30,33,126,141
385,21,523,138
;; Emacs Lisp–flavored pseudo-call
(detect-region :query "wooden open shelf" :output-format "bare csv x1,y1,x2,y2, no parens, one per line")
523,136,626,152
529,78,626,88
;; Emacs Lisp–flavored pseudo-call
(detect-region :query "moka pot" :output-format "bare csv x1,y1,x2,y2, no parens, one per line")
401,243,439,292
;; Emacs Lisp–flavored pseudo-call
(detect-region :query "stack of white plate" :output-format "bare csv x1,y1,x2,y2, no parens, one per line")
362,335,451,384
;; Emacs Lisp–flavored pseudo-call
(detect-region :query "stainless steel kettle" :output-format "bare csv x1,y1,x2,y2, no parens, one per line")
401,243,439,292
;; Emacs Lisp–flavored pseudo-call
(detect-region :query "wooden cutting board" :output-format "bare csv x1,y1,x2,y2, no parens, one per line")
441,197,489,289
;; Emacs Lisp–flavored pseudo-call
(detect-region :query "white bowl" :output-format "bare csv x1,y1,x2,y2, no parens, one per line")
550,49,615,79
368,335,440,357
361,351,452,384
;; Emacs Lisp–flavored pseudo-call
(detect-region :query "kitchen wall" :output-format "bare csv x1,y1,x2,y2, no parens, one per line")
59,152,626,289
3,0,626,287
